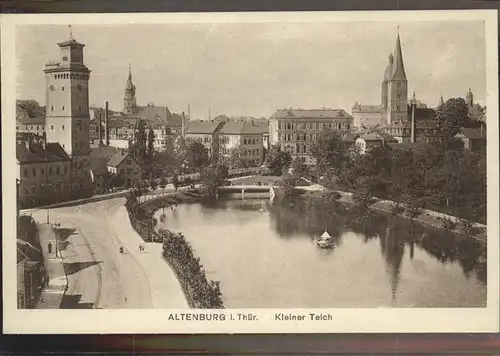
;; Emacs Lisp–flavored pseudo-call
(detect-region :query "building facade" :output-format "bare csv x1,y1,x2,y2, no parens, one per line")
351,103,384,128
381,30,408,125
217,121,265,167
16,139,72,208
44,32,92,195
106,151,142,188
268,108,353,165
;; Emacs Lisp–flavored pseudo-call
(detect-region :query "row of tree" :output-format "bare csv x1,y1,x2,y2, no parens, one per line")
310,130,486,224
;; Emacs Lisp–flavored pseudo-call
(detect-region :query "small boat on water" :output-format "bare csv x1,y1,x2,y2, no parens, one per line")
316,230,334,249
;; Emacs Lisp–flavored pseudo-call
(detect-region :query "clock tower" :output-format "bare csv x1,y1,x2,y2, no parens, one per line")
44,27,92,194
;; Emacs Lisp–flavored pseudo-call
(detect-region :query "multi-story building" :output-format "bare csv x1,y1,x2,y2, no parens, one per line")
268,108,353,165
185,121,225,156
106,150,142,188
43,31,92,195
16,139,72,207
217,121,266,167
351,103,384,129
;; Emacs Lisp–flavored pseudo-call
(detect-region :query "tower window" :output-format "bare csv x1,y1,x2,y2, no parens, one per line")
62,106,65,111
62,86,64,91
51,106,54,111
51,125,54,130
62,125,65,130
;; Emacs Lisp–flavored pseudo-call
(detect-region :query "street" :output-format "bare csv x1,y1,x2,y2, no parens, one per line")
29,198,154,309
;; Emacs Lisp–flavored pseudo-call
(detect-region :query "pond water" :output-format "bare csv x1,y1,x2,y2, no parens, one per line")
156,197,486,308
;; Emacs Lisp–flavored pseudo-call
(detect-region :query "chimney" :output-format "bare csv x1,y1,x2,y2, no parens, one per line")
105,101,110,146
410,100,416,143
181,111,186,139
98,113,103,145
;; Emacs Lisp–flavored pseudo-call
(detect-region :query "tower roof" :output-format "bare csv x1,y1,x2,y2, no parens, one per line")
466,88,473,97
125,64,136,91
57,25,85,47
390,28,407,81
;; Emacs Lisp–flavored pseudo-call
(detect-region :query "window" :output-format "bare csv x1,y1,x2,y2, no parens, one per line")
62,106,65,111
56,166,60,175
41,168,44,175
32,168,36,177
120,169,125,175
49,167,53,175
127,159,131,165
62,125,65,130
397,83,401,88
396,105,400,111
62,86,65,91
396,93,401,99
78,106,81,112
63,56,68,61
51,106,54,111
30,126,33,130
24,168,28,177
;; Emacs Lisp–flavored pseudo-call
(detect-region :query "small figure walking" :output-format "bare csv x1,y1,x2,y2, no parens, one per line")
48,242,53,254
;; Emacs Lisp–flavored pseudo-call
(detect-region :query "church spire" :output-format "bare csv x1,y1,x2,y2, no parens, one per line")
440,93,445,106
390,27,407,81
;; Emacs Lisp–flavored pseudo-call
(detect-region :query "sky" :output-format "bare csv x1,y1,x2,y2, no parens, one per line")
15,21,486,119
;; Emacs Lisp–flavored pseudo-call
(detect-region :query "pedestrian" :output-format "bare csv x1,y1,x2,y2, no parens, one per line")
48,242,52,254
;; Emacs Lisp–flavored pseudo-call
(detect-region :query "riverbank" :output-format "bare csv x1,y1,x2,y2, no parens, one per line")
126,191,225,308
298,189,486,243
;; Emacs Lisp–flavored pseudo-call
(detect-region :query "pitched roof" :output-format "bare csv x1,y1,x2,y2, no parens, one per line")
90,158,109,175
17,239,42,260
218,121,267,135
270,109,353,120
390,32,407,81
352,103,382,113
457,127,486,140
107,151,134,167
186,120,223,134
469,104,486,122
357,133,384,141
90,145,124,160
139,104,171,123
16,142,70,164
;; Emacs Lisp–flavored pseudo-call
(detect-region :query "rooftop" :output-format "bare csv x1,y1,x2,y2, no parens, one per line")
186,120,223,134
17,142,70,164
457,127,486,140
271,108,353,120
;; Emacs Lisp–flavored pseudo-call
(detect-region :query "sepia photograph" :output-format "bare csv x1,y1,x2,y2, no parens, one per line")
2,10,498,333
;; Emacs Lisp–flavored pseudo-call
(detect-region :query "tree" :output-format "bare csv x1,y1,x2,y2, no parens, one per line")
200,163,229,197
227,146,245,169
186,141,210,172
310,130,353,175
264,144,292,176
281,173,300,196
435,98,471,149
147,127,155,165
108,174,125,190
149,177,158,198
290,157,309,177
172,175,179,192
159,175,167,196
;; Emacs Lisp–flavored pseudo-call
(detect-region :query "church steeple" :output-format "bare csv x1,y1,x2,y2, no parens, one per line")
466,88,474,108
124,64,138,115
390,27,407,81
381,27,408,126
440,93,445,106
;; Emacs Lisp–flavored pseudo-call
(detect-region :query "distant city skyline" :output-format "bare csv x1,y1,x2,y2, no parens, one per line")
16,21,486,119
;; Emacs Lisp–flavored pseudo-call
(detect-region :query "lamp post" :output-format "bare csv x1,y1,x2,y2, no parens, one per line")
53,222,60,257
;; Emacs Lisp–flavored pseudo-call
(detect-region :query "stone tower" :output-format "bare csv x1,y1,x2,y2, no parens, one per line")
381,28,408,126
466,88,474,108
44,26,92,194
124,64,138,115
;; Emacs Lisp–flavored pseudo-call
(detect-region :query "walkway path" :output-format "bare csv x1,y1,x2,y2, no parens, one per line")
108,204,189,309
35,223,67,309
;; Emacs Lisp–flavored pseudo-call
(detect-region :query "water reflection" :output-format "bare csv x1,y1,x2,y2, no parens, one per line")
157,197,486,308
271,196,487,286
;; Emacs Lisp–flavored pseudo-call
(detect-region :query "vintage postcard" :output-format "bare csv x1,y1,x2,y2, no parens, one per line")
2,10,499,333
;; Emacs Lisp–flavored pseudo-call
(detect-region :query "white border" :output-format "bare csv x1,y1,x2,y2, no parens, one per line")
2,10,499,334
